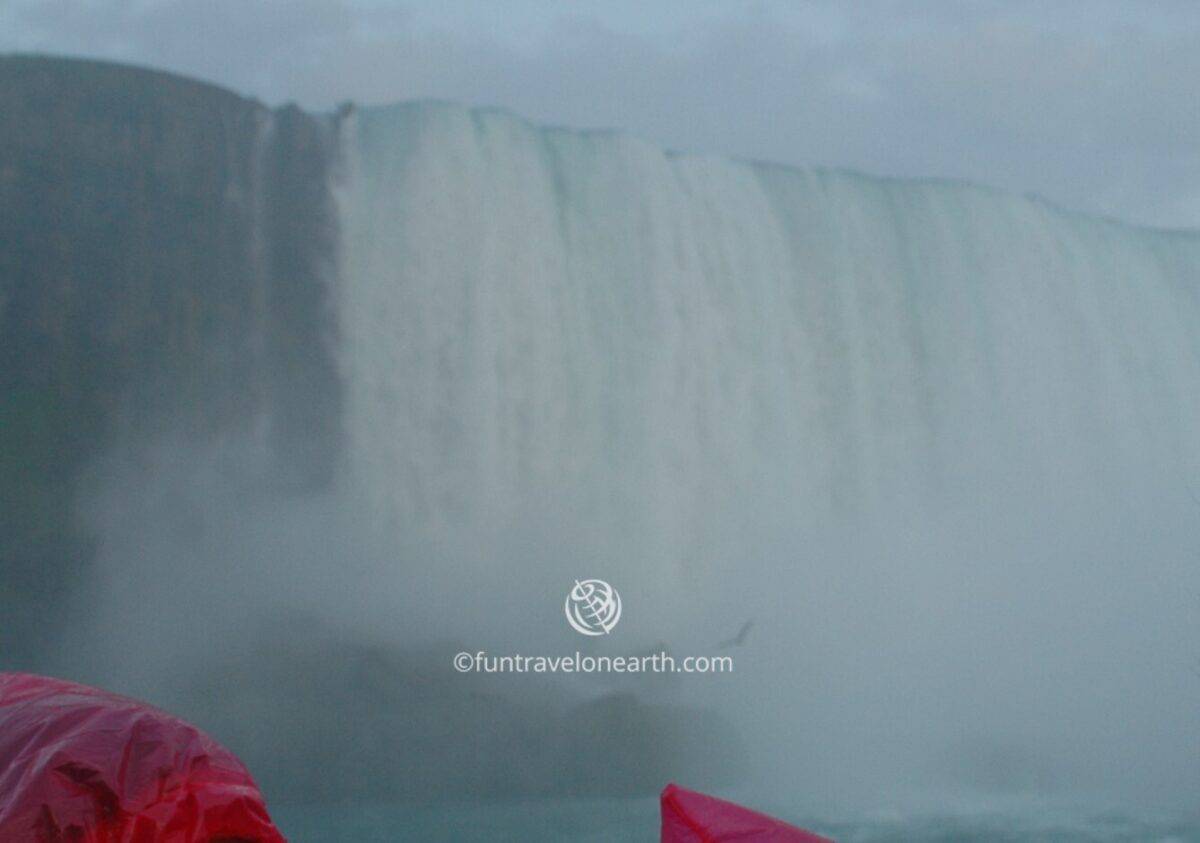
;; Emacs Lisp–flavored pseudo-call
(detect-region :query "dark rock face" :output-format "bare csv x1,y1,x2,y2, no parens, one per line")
0,56,341,665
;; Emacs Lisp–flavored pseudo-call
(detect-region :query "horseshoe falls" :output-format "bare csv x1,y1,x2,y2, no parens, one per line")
339,101,1200,551
334,102,1200,809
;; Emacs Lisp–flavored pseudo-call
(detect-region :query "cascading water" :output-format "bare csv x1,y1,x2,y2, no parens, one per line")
338,101,1200,555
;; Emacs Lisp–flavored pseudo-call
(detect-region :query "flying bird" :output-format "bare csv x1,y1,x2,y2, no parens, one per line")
717,620,754,650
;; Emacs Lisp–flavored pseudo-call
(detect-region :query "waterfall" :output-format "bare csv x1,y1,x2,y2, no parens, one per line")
337,102,1200,567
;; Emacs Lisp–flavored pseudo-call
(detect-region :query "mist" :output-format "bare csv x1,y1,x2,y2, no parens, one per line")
54,377,1200,815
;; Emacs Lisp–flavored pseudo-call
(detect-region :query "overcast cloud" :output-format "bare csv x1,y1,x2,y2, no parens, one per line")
2,0,1198,228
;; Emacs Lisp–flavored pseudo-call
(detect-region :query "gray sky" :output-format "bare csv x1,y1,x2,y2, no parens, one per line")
3,0,1198,228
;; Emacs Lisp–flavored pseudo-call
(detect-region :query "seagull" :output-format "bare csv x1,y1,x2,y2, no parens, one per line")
717,620,754,650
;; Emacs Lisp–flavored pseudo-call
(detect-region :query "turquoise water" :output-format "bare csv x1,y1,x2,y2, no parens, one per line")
272,797,1199,841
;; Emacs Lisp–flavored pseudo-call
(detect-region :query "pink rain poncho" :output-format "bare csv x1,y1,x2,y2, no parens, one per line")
0,673,285,842
661,782,832,842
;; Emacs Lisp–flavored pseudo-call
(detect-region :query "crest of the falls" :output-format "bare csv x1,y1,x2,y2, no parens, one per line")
337,102,1200,570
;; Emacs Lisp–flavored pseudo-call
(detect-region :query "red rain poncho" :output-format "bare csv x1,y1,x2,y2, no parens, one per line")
0,673,285,842
661,783,832,842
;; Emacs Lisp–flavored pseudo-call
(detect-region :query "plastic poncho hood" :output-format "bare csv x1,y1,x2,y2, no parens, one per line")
0,673,285,842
